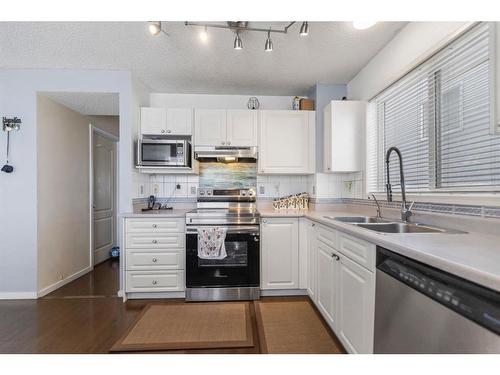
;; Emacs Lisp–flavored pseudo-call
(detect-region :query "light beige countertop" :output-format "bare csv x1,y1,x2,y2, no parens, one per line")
120,208,192,218
259,208,500,292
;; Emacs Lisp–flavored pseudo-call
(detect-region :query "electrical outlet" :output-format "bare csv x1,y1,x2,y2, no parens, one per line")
152,184,160,195
139,184,144,195
312,185,316,195
190,186,197,195
273,183,280,195
259,185,265,195
345,181,353,192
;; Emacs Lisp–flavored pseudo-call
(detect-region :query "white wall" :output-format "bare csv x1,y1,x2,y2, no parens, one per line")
0,69,135,298
348,22,472,100
36,95,92,295
150,93,295,110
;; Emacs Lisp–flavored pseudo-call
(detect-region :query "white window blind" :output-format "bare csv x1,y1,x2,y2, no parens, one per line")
367,22,500,193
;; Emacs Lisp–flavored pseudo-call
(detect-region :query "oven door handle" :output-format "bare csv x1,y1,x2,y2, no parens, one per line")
186,226,260,234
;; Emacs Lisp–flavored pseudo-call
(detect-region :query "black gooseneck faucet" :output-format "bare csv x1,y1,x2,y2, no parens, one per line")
385,146,414,222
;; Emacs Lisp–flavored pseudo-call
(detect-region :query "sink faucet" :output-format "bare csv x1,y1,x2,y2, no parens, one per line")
369,193,382,219
385,146,415,222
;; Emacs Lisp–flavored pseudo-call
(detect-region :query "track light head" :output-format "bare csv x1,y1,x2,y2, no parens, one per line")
234,31,243,50
148,21,162,36
299,22,309,36
264,30,273,52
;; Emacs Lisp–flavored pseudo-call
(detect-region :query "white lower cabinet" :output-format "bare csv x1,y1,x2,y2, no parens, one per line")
316,239,339,329
337,253,375,354
124,217,185,297
303,222,376,354
261,217,299,289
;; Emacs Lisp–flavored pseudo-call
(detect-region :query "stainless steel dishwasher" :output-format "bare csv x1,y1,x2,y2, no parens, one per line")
374,247,500,353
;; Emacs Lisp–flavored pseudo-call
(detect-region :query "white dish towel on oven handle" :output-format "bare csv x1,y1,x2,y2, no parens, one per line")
197,227,228,260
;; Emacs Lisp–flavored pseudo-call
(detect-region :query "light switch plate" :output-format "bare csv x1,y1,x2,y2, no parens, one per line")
259,185,265,195
190,186,197,195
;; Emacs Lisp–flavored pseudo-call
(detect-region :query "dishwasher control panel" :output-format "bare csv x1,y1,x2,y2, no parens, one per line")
377,247,500,335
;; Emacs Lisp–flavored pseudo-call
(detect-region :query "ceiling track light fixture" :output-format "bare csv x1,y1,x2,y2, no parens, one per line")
264,29,273,52
181,21,310,51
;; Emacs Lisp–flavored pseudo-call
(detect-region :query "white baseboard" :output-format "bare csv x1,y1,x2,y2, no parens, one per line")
0,292,38,300
37,266,93,298
260,289,308,297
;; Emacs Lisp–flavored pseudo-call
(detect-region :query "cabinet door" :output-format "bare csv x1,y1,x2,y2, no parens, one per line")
324,101,365,172
194,109,227,146
166,108,193,135
259,110,314,174
261,218,299,289
141,107,166,135
337,253,375,354
226,110,258,147
316,240,338,329
307,221,318,302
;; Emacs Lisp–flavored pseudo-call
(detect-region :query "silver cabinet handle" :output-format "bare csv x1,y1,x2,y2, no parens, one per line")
152,239,158,244
152,224,157,228
152,280,158,285
152,258,158,263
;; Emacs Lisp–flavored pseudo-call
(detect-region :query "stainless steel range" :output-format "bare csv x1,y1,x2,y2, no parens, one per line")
185,188,260,301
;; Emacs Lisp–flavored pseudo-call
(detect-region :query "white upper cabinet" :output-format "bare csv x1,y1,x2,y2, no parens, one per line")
259,110,315,174
141,107,167,135
324,101,365,172
226,110,258,147
141,107,193,136
194,109,258,147
337,253,375,354
194,109,227,146
261,217,299,290
166,108,193,135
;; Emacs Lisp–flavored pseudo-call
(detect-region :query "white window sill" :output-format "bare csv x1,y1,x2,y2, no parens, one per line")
369,192,500,206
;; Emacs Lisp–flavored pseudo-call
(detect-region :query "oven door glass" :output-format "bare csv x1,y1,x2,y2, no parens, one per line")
186,231,259,288
141,142,179,164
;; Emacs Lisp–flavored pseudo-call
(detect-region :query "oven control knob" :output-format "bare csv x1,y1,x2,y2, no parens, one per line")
207,191,212,195
199,190,205,195
241,191,247,196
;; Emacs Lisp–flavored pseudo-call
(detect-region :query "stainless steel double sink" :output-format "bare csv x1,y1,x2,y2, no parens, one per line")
323,216,465,234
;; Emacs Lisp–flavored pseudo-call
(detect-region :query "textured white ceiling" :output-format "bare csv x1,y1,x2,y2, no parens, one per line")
42,92,119,115
0,21,406,95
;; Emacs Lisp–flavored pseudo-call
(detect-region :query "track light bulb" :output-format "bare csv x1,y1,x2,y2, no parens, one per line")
352,21,377,30
299,22,309,36
148,21,161,36
200,26,208,42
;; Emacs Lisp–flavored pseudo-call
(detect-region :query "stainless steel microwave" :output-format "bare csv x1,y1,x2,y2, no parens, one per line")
136,139,191,167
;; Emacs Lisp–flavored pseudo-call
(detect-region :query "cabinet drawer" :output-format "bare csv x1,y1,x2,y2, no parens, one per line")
126,218,185,233
337,231,375,272
316,224,336,248
125,270,184,292
126,249,184,270
126,232,184,249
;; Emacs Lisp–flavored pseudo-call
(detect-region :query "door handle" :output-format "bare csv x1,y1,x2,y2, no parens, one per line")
331,253,340,261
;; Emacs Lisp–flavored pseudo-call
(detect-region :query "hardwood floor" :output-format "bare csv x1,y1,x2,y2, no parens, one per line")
0,259,345,354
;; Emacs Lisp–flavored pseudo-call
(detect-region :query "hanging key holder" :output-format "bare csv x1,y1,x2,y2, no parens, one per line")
2,117,22,173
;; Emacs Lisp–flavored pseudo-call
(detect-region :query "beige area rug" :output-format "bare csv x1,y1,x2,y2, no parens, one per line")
111,302,254,352
255,300,344,354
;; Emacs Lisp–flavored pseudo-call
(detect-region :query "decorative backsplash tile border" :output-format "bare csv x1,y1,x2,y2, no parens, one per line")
312,198,500,219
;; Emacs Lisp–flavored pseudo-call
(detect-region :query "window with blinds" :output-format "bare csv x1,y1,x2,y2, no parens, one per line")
366,22,500,194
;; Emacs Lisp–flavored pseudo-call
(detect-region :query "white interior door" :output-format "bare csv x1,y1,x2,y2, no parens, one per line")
93,131,116,265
